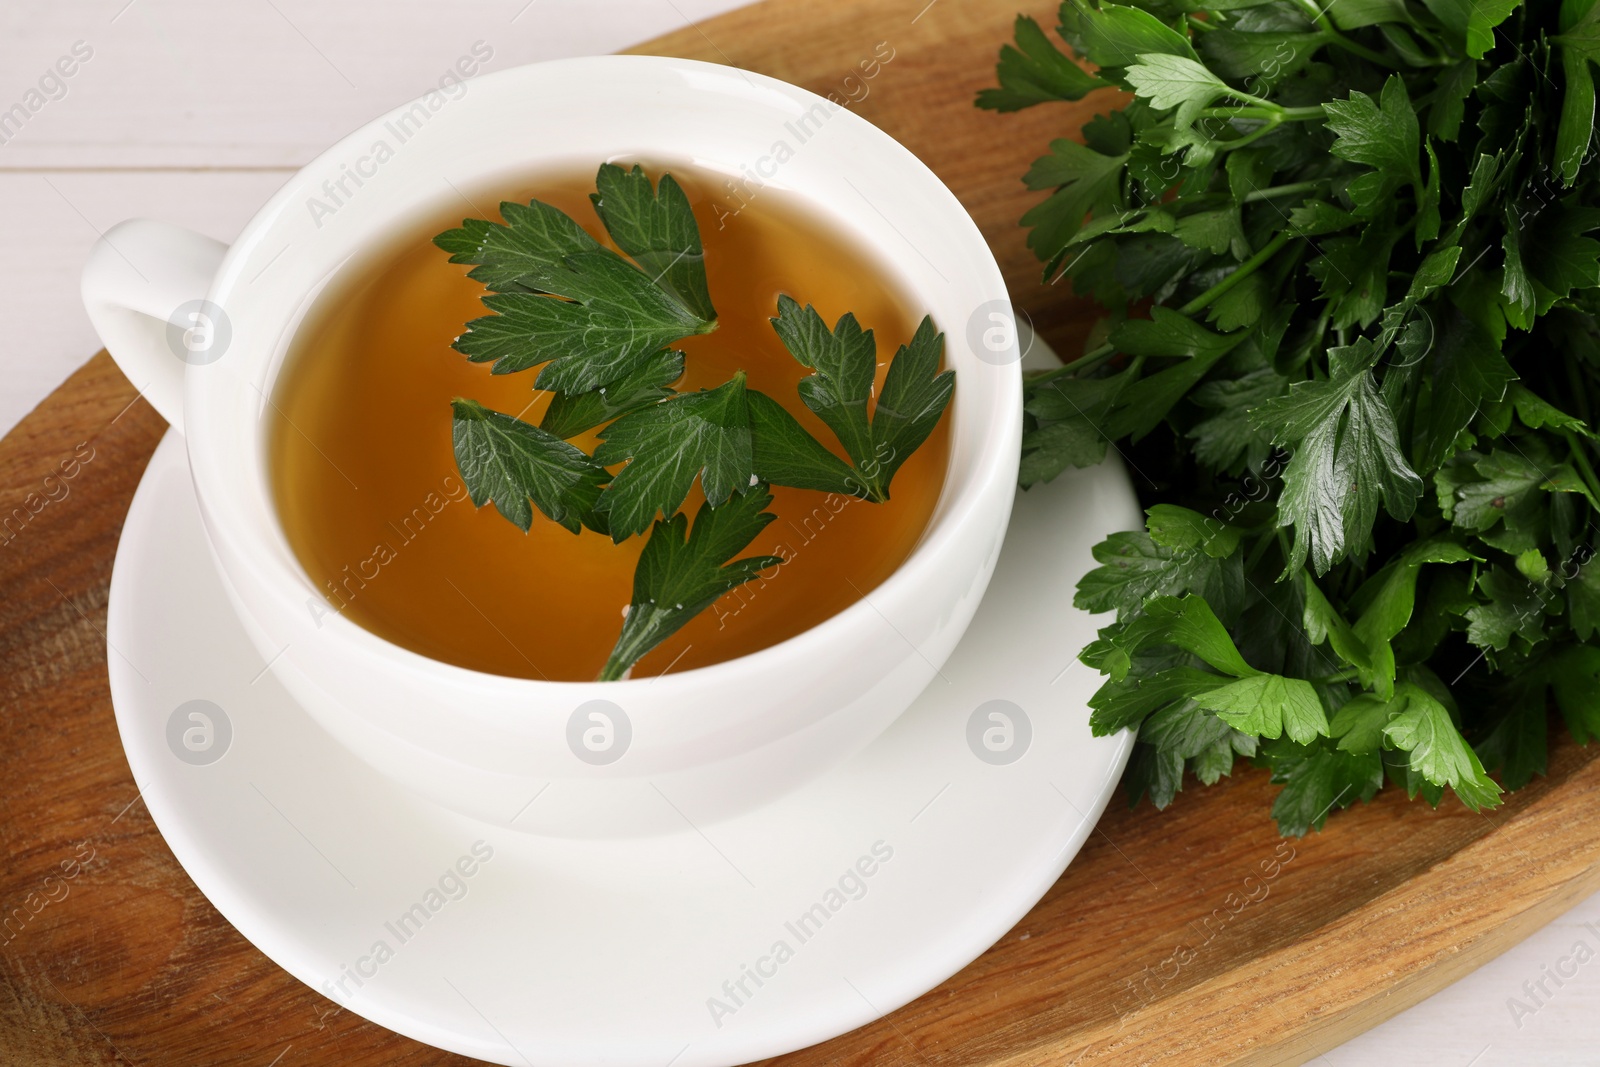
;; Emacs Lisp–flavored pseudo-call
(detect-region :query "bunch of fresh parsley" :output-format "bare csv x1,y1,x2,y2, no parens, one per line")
435,164,954,680
981,0,1600,832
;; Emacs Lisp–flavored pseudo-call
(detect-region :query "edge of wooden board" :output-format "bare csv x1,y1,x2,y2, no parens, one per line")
988,754,1600,1066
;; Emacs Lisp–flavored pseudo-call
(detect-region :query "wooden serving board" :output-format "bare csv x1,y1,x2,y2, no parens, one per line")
3,1,1599,1064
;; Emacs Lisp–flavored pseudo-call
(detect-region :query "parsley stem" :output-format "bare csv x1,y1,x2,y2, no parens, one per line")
1292,0,1402,67
1199,104,1324,122
1242,180,1326,203
1228,88,1282,111
1322,33,1399,67
1028,341,1117,383
1563,430,1600,505
1292,0,1335,31
1177,231,1293,317
1213,113,1308,155
1196,106,1277,121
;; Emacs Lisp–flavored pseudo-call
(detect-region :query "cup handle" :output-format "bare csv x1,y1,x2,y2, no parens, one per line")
80,219,229,435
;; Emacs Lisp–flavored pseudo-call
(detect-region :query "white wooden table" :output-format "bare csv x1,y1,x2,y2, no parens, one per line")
1,1,1595,1062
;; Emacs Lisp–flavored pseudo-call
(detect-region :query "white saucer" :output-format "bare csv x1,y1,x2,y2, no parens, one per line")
107,430,1138,1067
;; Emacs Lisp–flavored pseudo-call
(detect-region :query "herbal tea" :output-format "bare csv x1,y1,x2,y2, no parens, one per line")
269,162,952,681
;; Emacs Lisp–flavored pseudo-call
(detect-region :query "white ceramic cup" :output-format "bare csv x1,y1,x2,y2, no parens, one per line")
82,55,1021,838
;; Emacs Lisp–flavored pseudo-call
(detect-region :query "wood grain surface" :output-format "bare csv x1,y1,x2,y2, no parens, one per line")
3,1,1599,1065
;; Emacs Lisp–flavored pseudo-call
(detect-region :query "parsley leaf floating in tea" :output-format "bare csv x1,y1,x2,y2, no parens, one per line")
439,163,957,683
449,258,708,394
746,390,863,495
540,348,684,440
436,165,715,396
978,0,1600,834
435,199,601,294
450,399,608,534
600,487,783,680
590,163,717,323
766,296,954,501
592,373,756,541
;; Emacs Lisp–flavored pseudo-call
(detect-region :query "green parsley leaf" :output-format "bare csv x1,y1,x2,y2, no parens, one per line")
977,14,1108,111
1442,449,1593,543
1269,746,1383,835
1021,139,1129,259
593,373,755,541
1124,743,1187,809
770,296,876,466
1186,368,1288,474
1075,525,1248,625
435,199,600,294
746,390,861,495
873,316,959,488
1475,703,1547,791
1139,697,1235,758
599,487,782,680
1253,351,1424,575
1199,30,1325,86
1107,595,1257,677
453,254,710,394
450,398,608,534
441,167,716,395
1021,371,1129,485
1103,310,1247,438
1330,693,1395,754
769,297,953,501
589,163,716,323
1302,573,1375,674
1350,538,1475,695
1382,682,1504,810
1323,76,1423,215
1063,0,1198,69
1146,503,1241,558
1197,673,1330,743
1089,664,1227,734
1464,565,1551,650
1554,0,1600,183
1124,53,1233,126
1420,0,1521,59
540,348,684,439
442,163,956,685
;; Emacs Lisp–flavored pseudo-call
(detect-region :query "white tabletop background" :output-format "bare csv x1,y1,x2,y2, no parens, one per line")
1,1,1595,1062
